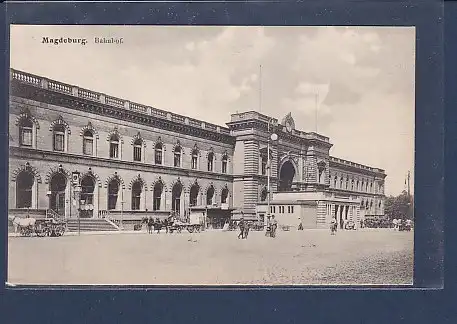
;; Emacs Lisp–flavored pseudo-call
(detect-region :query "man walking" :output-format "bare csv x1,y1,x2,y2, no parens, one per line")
238,217,245,239
270,215,278,238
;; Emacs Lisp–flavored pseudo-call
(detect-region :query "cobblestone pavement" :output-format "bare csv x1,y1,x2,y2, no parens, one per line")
7,228,413,286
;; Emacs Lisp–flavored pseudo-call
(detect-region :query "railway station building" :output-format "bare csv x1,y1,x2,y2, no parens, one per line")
9,69,387,229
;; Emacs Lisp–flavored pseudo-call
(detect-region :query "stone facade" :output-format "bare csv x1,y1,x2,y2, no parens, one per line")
9,69,387,228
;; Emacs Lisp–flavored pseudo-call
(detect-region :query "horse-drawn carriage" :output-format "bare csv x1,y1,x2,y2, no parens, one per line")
138,215,204,234
9,216,67,237
167,219,203,233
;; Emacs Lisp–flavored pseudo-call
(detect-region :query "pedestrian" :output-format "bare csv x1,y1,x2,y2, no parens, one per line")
270,215,278,238
244,222,250,239
330,216,337,235
238,217,245,239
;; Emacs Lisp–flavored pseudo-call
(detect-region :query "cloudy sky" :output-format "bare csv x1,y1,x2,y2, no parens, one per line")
10,25,415,196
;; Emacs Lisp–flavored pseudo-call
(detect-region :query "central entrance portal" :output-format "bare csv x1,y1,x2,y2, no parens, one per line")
279,160,295,191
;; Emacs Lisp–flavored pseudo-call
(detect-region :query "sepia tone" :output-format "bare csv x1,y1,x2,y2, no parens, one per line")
7,26,414,286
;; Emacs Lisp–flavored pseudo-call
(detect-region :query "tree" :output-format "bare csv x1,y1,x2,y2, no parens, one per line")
384,190,413,221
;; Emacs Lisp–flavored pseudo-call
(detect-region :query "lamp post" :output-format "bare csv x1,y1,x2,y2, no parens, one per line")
267,131,278,225
120,188,124,230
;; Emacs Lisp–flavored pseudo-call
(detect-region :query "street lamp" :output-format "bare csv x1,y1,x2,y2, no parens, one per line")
120,188,124,230
267,132,278,225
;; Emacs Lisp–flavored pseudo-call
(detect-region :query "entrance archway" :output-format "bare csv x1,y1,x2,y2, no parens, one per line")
189,183,199,207
279,160,295,191
50,173,67,216
81,176,95,218
153,182,163,211
172,182,182,215
16,171,34,208
206,186,215,206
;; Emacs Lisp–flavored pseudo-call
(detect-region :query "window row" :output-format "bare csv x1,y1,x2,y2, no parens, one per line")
269,205,295,214
15,170,230,217
330,175,382,194
18,117,229,173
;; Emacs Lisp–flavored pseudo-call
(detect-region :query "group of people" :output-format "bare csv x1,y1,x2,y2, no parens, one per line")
237,215,278,239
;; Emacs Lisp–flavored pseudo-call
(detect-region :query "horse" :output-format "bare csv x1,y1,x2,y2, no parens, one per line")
8,216,36,235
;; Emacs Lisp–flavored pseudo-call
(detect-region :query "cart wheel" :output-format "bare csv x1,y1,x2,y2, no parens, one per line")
187,226,194,233
177,227,182,233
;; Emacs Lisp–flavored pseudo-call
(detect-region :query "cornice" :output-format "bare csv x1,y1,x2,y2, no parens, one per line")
10,80,236,146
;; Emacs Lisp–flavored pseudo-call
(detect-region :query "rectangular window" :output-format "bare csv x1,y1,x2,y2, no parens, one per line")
174,154,180,167
133,146,142,161
20,128,32,146
192,156,198,169
153,197,161,211
108,195,117,210
83,138,93,155
273,206,276,213
222,161,227,173
110,143,119,158
155,150,162,165
53,133,64,151
291,206,294,213
132,196,140,210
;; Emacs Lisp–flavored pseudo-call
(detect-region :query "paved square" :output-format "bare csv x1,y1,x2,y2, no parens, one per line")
8,229,413,285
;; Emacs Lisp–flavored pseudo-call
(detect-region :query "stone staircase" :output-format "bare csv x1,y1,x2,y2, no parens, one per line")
66,218,120,232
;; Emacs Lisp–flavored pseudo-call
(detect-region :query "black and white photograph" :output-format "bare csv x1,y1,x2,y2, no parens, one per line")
7,25,415,286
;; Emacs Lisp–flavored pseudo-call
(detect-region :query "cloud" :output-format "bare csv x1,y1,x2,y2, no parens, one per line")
10,25,415,195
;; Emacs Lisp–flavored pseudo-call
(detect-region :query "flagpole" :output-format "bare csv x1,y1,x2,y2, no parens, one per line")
315,91,318,133
259,64,262,113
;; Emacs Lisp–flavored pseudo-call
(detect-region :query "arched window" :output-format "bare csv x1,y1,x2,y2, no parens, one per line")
53,125,66,152
133,139,142,162
260,187,268,202
174,146,181,167
109,134,120,158
222,155,228,174
19,118,33,147
339,177,343,189
357,180,360,191
221,188,229,204
16,171,34,208
83,130,94,156
351,179,354,191
191,149,198,170
206,186,215,206
155,143,163,165
131,181,142,210
190,183,199,206
172,182,182,215
153,182,163,211
334,176,337,188
108,179,119,210
345,177,349,190
361,180,365,192
207,152,214,172
370,182,373,193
